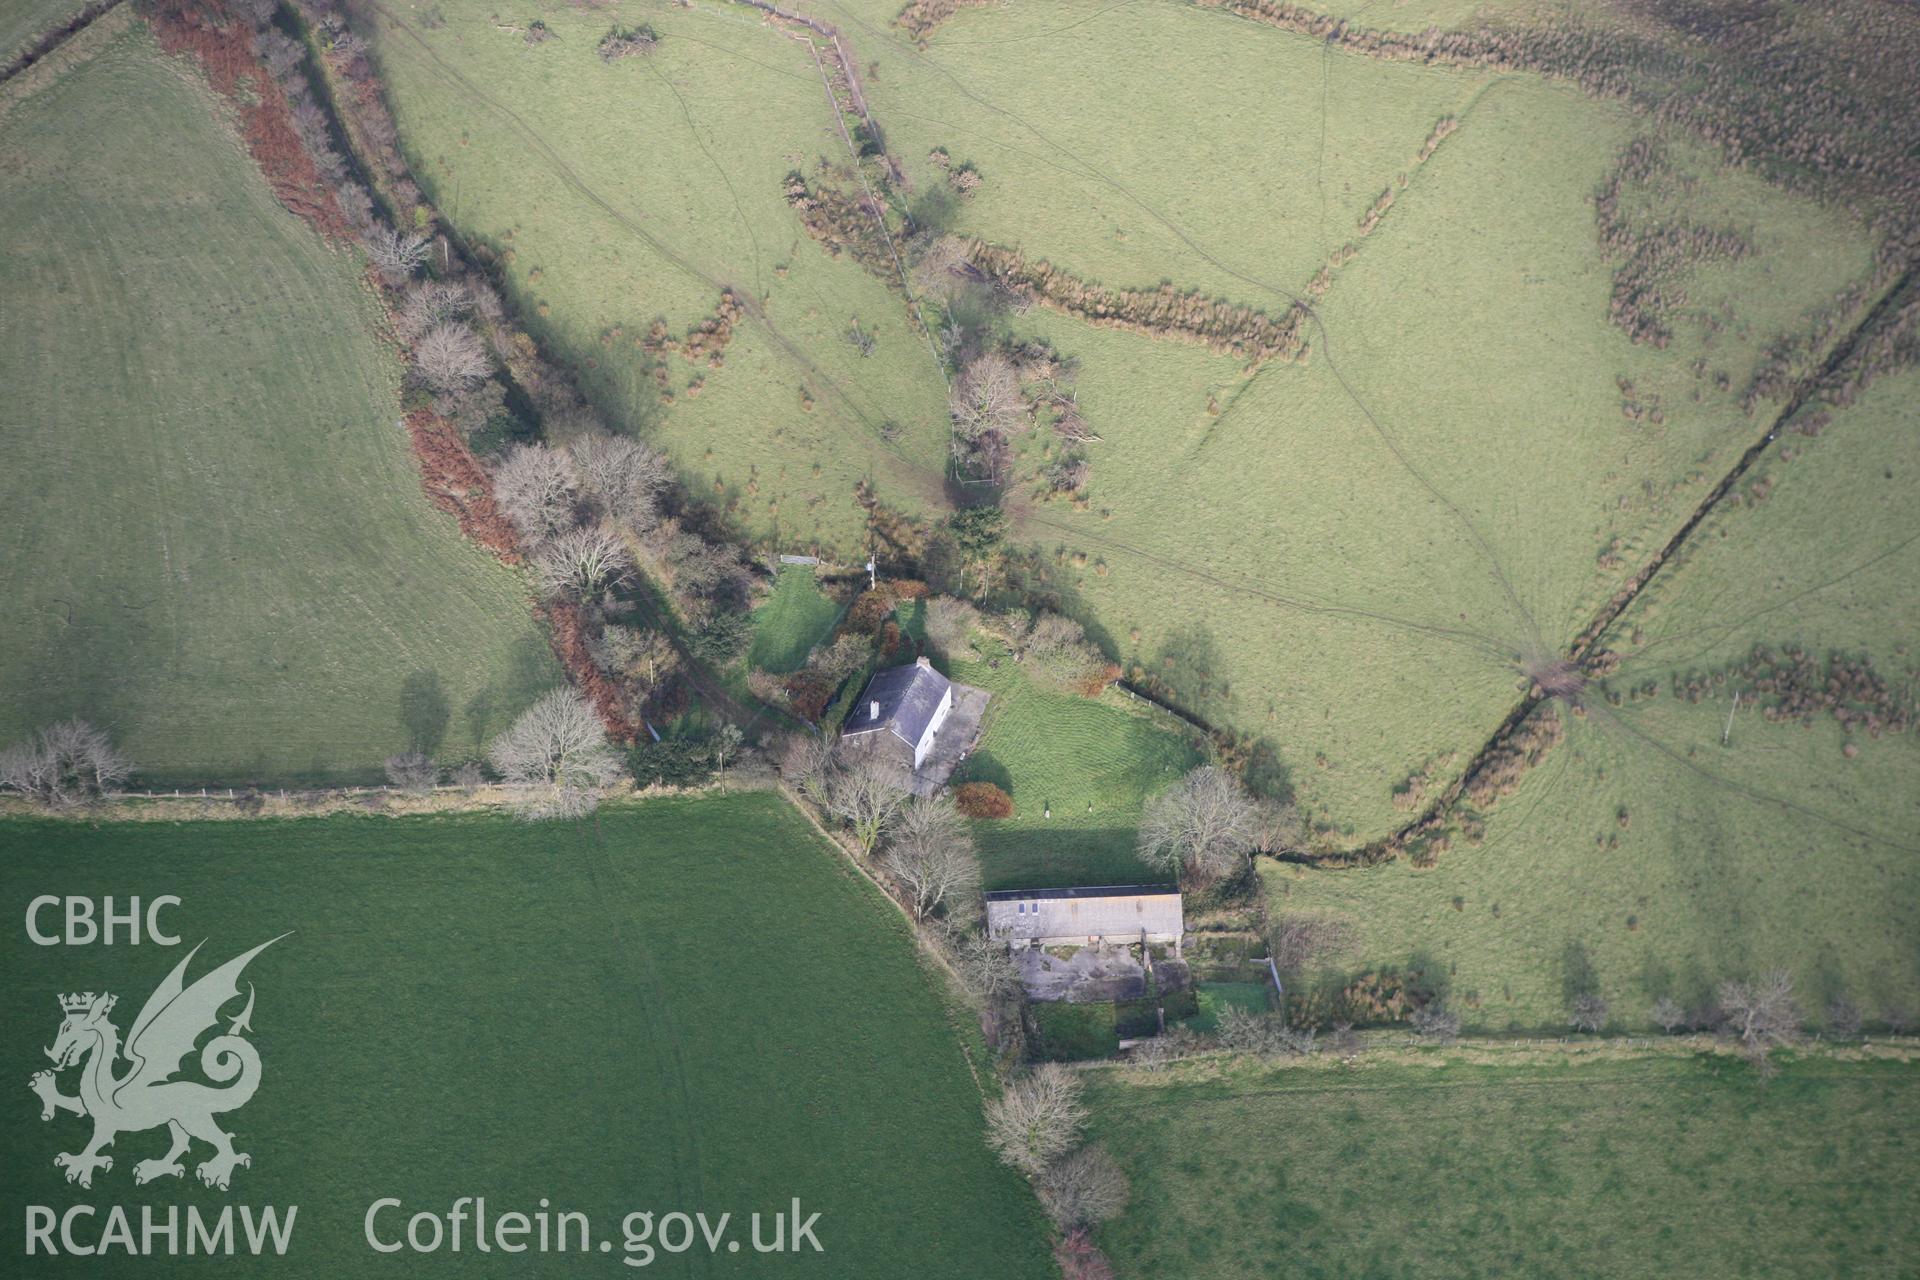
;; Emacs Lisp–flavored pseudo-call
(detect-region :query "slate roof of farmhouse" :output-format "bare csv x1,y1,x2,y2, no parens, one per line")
842,660,950,745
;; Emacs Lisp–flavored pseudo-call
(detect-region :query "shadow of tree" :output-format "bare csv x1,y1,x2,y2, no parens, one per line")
399,670,450,756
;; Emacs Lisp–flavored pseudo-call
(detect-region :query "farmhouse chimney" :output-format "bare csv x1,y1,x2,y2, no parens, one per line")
916,655,932,669
869,699,881,721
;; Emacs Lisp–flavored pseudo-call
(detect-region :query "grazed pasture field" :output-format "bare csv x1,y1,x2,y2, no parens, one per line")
1271,371,1920,1029
366,0,1881,845
1085,1051,1920,1279
950,65,1872,840
0,794,1054,1277
0,0,90,65
0,22,559,784
364,0,952,548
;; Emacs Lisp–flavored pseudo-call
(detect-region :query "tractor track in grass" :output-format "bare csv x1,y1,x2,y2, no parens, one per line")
1336,259,1920,866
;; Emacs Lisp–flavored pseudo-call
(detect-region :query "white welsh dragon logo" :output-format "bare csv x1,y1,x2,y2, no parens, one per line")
29,937,286,1191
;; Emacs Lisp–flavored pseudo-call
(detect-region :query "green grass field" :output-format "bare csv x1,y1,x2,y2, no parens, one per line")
0,792,1053,1277
0,0,89,64
1084,1050,1920,1278
989,65,1876,842
363,0,953,549
940,637,1202,889
748,566,845,673
0,22,559,785
364,0,1883,847
1268,370,1920,1030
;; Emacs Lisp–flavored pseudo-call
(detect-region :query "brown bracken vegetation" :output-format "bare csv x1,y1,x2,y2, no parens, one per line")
148,0,351,240
785,168,904,284
957,240,1308,367
1594,138,1754,348
893,0,994,45
1662,644,1916,742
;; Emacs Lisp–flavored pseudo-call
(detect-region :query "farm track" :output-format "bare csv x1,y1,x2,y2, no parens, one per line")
1349,259,1920,865
0,0,121,85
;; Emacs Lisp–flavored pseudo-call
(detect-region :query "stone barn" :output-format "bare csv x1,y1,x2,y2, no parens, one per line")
985,885,1185,949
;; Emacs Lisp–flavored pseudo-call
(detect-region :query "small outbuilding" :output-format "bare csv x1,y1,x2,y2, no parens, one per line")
985,885,1184,948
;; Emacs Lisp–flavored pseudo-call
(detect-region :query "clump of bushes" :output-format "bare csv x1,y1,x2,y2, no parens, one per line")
954,781,1013,818
598,23,658,60
0,720,130,811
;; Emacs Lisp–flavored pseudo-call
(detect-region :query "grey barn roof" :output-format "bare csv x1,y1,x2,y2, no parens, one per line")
983,884,1181,903
985,885,1184,945
843,660,950,747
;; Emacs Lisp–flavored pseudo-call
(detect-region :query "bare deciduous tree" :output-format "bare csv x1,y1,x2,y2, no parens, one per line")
950,929,1021,1001
366,225,430,283
1652,996,1687,1033
1410,1003,1461,1043
413,321,491,394
779,732,838,803
397,280,473,340
0,720,130,810
569,432,670,531
535,524,634,600
711,723,744,781
818,751,911,854
384,751,438,793
590,624,677,699
1267,915,1352,975
494,443,580,546
1569,992,1609,1033
662,529,749,609
1216,1006,1313,1057
948,351,1024,445
1137,764,1257,879
1044,453,1091,494
451,761,485,793
1215,1004,1275,1054
1826,995,1863,1039
1022,612,1109,693
881,796,980,920
1250,797,1307,856
1717,971,1800,1072
1129,1025,1201,1070
912,235,971,299
1037,1145,1131,1229
487,689,625,821
984,1065,1086,1177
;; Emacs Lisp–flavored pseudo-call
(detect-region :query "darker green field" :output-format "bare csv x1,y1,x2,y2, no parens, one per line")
0,794,1052,1277
1085,1052,1920,1278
